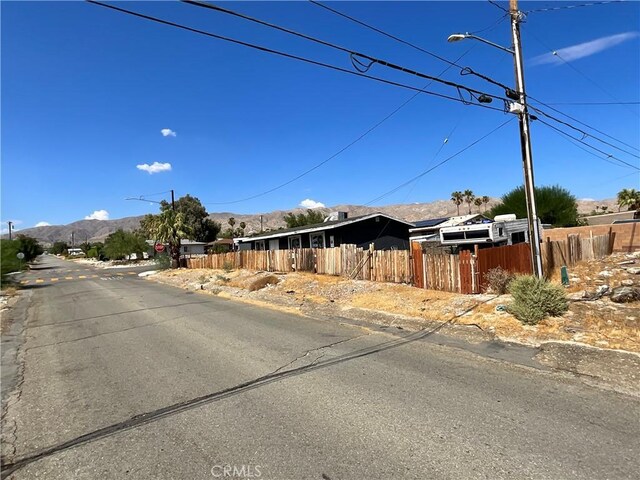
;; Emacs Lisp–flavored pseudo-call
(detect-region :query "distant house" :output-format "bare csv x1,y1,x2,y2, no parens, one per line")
180,240,207,256
237,212,412,251
208,238,234,253
583,210,638,226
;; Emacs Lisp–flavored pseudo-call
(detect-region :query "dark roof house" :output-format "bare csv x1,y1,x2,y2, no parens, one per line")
237,212,412,251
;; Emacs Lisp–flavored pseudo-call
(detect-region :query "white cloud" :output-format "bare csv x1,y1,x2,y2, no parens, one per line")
299,198,326,209
136,162,172,174
85,210,109,221
531,32,640,65
35,222,51,227
580,198,596,202
161,128,177,137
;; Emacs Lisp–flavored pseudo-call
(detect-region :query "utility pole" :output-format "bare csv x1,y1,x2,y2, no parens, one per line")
260,215,264,233
71,231,75,248
171,189,175,211
510,0,544,278
7,221,13,241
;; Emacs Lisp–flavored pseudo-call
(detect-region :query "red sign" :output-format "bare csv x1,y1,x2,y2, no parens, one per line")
154,243,165,253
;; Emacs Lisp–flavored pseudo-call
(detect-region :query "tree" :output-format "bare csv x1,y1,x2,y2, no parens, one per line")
482,195,490,212
617,188,640,212
464,189,475,214
474,197,483,213
151,210,192,268
283,210,326,228
15,235,43,261
1,240,22,281
103,230,148,261
228,217,236,228
159,194,220,242
489,185,580,227
50,241,69,255
601,205,609,214
451,191,463,215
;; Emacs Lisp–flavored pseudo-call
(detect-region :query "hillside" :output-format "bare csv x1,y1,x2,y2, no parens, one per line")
5,198,616,244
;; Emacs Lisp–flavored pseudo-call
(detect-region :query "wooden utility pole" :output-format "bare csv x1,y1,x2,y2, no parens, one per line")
7,221,13,240
510,0,544,278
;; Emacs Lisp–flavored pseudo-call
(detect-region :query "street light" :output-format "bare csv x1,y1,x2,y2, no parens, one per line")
447,2,544,279
447,33,514,55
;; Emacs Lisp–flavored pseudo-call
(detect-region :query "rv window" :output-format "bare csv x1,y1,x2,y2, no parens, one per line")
498,228,504,236
511,231,526,244
443,232,465,241
465,229,491,239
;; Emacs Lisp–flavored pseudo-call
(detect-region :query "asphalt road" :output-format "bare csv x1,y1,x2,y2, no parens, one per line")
1,255,638,479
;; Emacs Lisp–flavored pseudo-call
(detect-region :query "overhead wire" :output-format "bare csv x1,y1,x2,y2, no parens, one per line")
182,0,513,103
535,117,640,170
364,118,515,206
305,0,639,161
306,0,513,92
87,1,507,113
524,0,626,14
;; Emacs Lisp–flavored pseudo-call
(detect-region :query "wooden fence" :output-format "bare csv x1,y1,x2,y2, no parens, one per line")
186,232,614,294
185,244,413,284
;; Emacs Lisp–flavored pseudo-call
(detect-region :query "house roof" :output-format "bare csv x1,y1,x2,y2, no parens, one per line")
413,217,449,228
238,213,413,242
409,214,486,233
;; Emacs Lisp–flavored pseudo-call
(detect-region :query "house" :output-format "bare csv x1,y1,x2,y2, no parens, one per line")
583,210,638,226
208,238,234,253
180,240,208,256
237,212,412,251
409,214,488,248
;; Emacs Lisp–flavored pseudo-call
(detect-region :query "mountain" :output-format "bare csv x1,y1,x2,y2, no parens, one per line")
4,198,617,244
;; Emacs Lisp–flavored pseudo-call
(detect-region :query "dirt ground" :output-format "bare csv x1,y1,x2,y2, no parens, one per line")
150,251,640,353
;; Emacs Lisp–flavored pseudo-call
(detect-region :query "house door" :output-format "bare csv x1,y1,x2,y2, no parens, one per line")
269,239,279,251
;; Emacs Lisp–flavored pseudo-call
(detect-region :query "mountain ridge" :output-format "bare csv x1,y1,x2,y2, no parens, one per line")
4,198,617,244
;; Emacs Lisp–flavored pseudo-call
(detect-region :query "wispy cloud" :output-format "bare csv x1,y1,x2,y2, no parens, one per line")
85,210,109,221
161,128,177,137
136,162,172,174
35,221,51,227
299,198,326,209
531,32,640,65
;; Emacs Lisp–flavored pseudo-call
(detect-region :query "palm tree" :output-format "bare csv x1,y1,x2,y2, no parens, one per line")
601,205,609,214
463,189,475,214
451,191,463,215
616,188,640,212
153,210,192,268
474,197,483,213
481,195,490,212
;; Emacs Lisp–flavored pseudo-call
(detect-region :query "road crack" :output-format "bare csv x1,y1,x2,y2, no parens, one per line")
271,333,370,375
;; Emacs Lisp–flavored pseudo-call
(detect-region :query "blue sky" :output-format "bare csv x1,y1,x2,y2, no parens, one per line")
2,0,639,231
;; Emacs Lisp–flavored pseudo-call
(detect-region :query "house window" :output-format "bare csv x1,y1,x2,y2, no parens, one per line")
183,246,189,253
288,235,302,250
255,240,266,251
309,232,325,248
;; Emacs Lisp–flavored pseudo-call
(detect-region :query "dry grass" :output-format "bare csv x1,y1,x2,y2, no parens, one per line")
153,253,640,352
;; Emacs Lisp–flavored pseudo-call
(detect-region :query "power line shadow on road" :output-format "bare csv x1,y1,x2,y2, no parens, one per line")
1,297,495,478
0,319,453,478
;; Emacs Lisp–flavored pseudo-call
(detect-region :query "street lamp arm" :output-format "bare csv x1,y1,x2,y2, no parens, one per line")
447,32,514,55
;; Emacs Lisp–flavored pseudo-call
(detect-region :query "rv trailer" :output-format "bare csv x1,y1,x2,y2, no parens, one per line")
439,214,541,247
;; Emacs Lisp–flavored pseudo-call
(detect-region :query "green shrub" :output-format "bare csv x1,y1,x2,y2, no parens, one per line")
222,260,234,273
485,267,514,295
154,253,171,270
508,275,568,325
1,239,22,283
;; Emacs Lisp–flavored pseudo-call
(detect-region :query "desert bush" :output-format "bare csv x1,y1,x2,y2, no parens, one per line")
508,275,568,325
222,260,234,273
248,275,279,292
198,274,208,285
216,274,230,283
485,267,514,295
154,253,171,270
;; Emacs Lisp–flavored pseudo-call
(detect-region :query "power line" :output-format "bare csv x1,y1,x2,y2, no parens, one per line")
529,105,640,159
364,118,515,206
535,117,640,170
487,0,509,13
307,0,639,157
527,29,640,120
306,0,512,92
183,0,513,103
525,0,625,14
87,1,507,113
530,101,640,106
